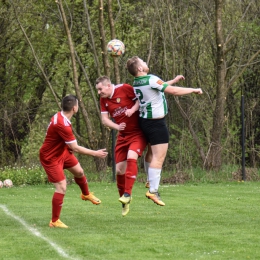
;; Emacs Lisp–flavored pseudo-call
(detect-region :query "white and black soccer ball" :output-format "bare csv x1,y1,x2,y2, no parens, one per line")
3,179,13,188
107,39,125,56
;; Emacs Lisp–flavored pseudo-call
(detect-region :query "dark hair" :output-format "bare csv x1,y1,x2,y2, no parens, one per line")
95,76,111,85
126,56,140,76
62,95,78,112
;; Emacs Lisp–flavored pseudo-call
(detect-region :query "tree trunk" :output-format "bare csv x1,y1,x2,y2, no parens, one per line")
204,0,227,170
57,0,108,171
107,0,120,84
98,0,110,77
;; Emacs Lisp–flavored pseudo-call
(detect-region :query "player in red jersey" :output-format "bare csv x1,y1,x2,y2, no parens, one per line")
95,76,147,216
39,95,107,228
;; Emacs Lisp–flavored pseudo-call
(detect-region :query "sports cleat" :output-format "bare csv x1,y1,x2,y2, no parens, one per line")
145,191,165,206
49,219,68,228
145,181,150,188
122,203,130,217
118,194,132,205
81,192,101,205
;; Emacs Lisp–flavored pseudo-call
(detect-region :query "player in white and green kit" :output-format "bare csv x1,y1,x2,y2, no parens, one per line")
132,75,169,119
127,56,203,206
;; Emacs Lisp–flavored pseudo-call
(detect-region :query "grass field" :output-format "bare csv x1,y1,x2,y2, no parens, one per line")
1,181,260,260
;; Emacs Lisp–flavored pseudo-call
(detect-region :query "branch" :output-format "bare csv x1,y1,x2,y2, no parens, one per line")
228,49,260,87
174,97,206,163
74,51,101,122
83,0,101,76
10,0,61,109
108,0,120,84
225,2,252,48
56,0,96,145
98,0,110,77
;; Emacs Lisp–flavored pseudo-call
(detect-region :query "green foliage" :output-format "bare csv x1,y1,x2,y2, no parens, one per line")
1,163,257,188
0,165,47,186
0,164,113,186
1,0,260,171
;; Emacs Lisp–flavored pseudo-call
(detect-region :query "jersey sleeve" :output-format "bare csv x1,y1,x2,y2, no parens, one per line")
124,84,137,101
100,98,109,113
56,123,76,144
149,75,168,92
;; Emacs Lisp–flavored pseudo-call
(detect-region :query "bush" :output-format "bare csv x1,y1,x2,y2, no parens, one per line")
0,164,48,186
1,163,258,187
0,164,113,186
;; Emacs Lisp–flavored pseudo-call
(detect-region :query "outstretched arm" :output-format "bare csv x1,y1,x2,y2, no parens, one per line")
164,74,202,95
164,85,203,96
67,141,108,158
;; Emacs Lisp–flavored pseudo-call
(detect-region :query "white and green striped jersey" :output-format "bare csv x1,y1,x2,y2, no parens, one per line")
133,74,169,119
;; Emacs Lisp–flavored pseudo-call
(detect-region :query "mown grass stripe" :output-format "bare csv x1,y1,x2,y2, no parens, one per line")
0,204,79,260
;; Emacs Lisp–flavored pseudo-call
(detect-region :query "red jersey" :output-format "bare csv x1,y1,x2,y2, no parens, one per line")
100,84,141,135
39,111,76,165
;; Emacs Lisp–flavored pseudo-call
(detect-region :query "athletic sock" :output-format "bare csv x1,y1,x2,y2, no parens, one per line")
148,167,161,193
52,192,64,222
124,159,138,195
144,160,150,182
74,175,89,196
117,174,125,197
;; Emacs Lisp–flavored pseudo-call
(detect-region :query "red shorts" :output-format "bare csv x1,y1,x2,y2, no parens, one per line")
40,149,78,183
115,132,147,163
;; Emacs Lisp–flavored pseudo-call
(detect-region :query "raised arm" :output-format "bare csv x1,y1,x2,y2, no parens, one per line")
166,75,185,85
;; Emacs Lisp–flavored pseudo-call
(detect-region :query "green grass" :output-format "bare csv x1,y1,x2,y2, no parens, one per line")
1,181,260,260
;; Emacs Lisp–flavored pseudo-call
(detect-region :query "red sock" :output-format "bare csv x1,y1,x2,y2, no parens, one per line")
117,174,125,197
52,192,64,222
74,176,89,195
124,159,138,195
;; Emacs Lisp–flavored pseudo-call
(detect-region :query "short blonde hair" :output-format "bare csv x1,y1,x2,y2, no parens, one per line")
95,76,111,85
126,56,140,76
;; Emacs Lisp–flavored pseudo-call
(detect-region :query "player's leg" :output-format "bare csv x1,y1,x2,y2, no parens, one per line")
115,136,128,198
119,134,147,216
122,133,147,199
49,179,68,228
145,143,168,206
149,143,168,190
42,163,68,228
139,117,169,206
116,161,127,197
123,150,139,196
64,152,89,195
118,134,146,216
67,162,101,205
115,137,131,216
118,150,138,203
116,161,131,216
144,144,152,188
118,151,138,217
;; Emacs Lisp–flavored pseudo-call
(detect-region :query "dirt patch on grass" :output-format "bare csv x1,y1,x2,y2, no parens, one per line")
162,171,190,184
232,168,260,181
138,171,190,185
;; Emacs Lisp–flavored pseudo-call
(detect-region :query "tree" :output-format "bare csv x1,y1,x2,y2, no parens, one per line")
1,0,260,172
204,0,260,170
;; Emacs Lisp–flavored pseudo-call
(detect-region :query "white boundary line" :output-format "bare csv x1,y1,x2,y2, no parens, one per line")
0,204,79,260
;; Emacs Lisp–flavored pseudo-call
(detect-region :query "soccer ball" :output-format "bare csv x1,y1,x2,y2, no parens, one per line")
0,181,3,188
3,179,13,188
107,39,125,56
